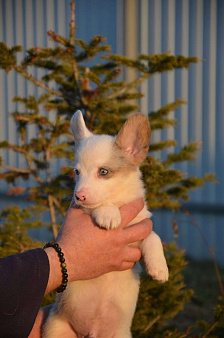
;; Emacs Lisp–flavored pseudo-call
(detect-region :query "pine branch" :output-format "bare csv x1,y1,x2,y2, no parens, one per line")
103,54,147,72
139,53,199,73
0,141,26,154
150,118,177,131
47,31,71,47
24,152,43,185
143,314,161,332
150,140,177,152
149,99,186,119
12,64,62,97
202,321,219,338
163,142,200,167
1,163,31,174
0,42,22,71
107,73,149,100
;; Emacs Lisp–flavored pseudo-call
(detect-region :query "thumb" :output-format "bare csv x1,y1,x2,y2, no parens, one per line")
119,199,144,228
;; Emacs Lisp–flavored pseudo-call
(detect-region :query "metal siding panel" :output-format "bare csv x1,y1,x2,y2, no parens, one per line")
46,0,55,47
160,0,175,159
0,0,5,142
152,0,162,112
54,0,58,34
0,0,3,40
5,0,17,171
147,0,155,114
56,0,66,173
25,0,34,49
57,0,66,38
17,0,30,189
161,0,168,108
149,0,162,150
202,0,217,203
15,0,25,62
0,0,223,205
216,0,224,205
125,0,138,83
100,0,117,53
35,0,46,98
64,0,70,39
32,0,37,46
174,1,183,160
45,0,58,177
25,0,37,145
21,0,28,101
0,0,8,192
154,209,224,266
181,0,189,151
116,0,125,56
166,0,175,153
42,0,48,46
36,0,45,45
12,0,19,170
150,0,162,112
161,0,169,160
174,0,189,174
188,0,203,202
1,0,9,173
140,0,148,115
45,0,56,124
180,0,189,147
179,0,189,175
76,0,117,52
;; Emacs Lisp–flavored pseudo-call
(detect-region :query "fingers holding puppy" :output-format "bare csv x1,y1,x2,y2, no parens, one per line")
121,218,153,244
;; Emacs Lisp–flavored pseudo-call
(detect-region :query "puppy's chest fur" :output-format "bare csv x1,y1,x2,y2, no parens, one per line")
56,266,142,337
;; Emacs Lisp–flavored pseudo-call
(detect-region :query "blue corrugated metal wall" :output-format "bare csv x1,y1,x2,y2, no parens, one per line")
137,0,224,207
0,0,223,207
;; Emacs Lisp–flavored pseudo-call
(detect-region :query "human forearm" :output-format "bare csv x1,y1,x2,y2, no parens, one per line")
0,249,49,338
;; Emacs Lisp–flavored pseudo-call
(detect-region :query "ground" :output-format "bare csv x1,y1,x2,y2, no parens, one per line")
169,258,224,335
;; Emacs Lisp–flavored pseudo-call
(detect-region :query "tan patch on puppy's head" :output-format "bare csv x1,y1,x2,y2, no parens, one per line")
114,113,151,166
99,144,136,180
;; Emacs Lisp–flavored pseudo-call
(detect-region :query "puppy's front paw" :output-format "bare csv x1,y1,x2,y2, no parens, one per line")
92,205,121,230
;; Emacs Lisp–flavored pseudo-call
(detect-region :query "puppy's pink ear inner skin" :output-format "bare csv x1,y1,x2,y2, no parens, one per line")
114,113,151,165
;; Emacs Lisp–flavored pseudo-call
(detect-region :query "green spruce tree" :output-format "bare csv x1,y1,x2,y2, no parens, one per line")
0,2,218,336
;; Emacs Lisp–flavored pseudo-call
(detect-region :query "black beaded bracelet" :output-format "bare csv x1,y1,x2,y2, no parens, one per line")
43,241,68,293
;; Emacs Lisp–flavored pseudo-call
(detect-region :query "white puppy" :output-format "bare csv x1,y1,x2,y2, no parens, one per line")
43,111,168,338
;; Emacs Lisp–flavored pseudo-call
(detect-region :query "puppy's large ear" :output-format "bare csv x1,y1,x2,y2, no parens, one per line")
114,113,151,165
70,110,92,147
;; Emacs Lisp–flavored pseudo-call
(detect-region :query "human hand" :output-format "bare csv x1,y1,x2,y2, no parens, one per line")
44,199,152,294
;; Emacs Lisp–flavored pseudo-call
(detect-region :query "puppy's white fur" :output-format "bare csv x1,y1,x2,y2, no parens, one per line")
44,111,168,338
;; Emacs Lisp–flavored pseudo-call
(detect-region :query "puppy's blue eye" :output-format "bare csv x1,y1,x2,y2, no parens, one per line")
75,169,80,175
99,168,108,175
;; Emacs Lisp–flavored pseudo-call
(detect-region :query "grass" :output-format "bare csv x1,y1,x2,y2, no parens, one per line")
169,258,224,335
